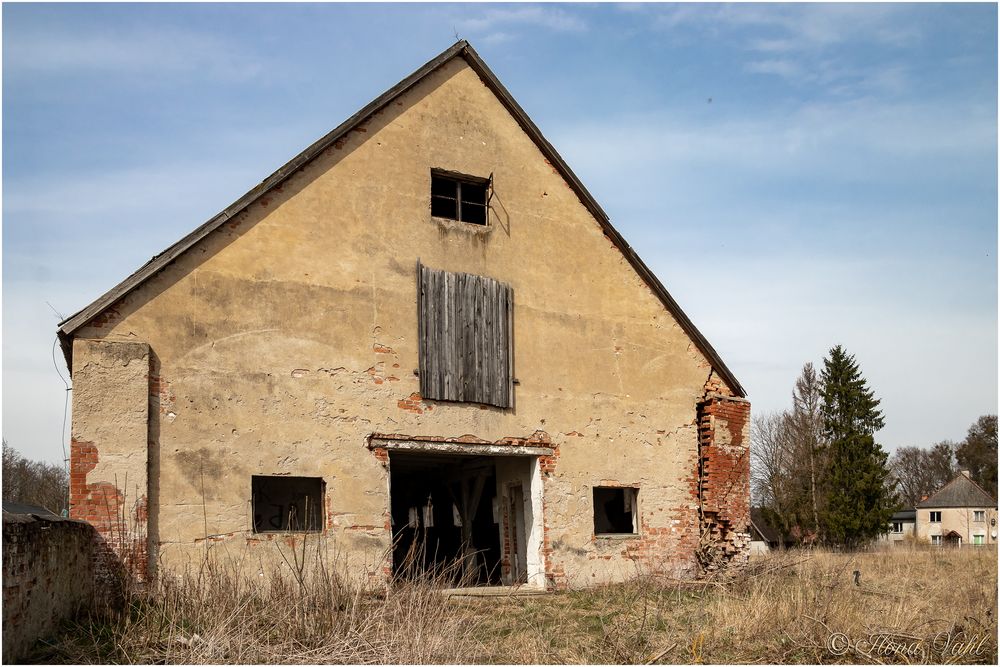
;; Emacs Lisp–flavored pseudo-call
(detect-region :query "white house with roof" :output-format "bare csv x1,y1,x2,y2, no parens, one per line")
914,471,997,547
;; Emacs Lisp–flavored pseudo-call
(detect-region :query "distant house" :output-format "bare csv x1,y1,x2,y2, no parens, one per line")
749,508,792,554
914,471,997,547
880,509,916,546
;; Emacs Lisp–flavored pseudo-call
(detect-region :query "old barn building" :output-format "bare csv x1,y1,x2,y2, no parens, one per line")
59,42,750,590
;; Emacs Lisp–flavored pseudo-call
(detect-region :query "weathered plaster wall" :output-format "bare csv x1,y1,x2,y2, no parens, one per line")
70,338,150,578
71,57,746,586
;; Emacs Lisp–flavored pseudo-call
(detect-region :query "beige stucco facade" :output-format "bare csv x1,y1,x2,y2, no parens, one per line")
65,46,750,589
880,517,916,546
915,507,998,546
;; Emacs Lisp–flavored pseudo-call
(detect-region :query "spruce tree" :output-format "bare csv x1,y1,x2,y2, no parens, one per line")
819,345,895,548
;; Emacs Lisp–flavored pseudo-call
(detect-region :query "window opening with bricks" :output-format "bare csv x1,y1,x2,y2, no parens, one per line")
251,475,324,533
593,486,638,535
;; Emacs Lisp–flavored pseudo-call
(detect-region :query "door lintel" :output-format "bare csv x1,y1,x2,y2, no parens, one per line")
368,433,553,457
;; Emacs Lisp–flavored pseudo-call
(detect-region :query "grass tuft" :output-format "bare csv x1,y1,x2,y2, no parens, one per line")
32,546,998,664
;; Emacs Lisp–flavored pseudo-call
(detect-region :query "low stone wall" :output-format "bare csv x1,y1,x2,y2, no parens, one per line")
2,513,96,663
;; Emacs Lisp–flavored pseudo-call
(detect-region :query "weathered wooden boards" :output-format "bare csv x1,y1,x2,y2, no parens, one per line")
418,263,513,408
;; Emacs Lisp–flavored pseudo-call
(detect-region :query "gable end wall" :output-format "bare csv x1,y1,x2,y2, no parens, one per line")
69,57,749,585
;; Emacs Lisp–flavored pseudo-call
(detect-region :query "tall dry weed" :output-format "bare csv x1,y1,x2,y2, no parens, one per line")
43,536,488,664
35,545,998,664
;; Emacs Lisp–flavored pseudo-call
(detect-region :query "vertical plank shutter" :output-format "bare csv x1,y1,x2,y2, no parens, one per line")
418,263,512,408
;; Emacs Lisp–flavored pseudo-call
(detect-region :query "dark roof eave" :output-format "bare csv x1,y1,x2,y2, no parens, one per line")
56,41,747,397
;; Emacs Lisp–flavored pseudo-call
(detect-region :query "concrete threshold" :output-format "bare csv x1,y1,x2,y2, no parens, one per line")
441,585,548,597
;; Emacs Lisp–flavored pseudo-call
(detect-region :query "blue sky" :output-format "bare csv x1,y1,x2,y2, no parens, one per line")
2,2,997,466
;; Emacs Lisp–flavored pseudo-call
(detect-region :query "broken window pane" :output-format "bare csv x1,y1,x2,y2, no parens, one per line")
461,201,487,225
431,193,458,219
460,181,488,225
252,475,324,532
431,175,458,198
593,487,638,535
431,171,488,225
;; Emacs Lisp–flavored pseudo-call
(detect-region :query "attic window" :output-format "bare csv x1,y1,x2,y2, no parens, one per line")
431,170,488,225
417,262,513,408
593,487,638,535
252,475,324,532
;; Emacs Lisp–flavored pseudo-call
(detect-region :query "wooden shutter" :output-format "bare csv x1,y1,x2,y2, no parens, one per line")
418,263,513,408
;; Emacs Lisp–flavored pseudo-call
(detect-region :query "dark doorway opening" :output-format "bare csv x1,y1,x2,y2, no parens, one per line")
389,452,502,585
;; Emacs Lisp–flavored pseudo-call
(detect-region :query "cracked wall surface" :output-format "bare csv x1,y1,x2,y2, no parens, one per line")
70,57,747,587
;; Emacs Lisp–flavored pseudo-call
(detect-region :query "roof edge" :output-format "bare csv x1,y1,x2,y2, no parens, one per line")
58,40,469,340
57,40,747,397
460,44,744,397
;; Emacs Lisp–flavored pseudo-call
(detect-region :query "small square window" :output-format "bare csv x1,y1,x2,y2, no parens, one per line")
891,522,903,534
431,171,488,225
974,511,985,522
252,475,324,532
931,535,942,546
593,487,638,535
929,511,941,523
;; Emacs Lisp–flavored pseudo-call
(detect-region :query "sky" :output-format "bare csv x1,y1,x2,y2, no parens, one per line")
2,2,997,467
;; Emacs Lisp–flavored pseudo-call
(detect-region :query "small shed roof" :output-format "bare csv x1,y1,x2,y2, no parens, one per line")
750,507,781,543
890,509,916,522
2,500,60,517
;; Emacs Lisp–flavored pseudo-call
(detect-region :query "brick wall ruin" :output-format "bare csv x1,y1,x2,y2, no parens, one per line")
2,514,96,662
696,395,752,572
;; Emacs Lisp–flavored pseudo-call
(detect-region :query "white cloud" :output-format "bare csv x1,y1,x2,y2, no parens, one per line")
481,31,515,46
458,5,587,38
744,59,802,79
640,3,922,92
653,3,919,52
550,97,996,186
3,27,264,81
3,161,261,218
653,253,997,452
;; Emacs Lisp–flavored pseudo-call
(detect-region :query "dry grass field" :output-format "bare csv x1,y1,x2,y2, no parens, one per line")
32,547,997,664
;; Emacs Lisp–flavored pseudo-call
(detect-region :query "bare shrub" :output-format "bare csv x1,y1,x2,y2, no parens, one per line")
2,440,68,514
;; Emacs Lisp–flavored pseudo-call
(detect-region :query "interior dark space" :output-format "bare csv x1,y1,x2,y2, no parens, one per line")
389,452,502,585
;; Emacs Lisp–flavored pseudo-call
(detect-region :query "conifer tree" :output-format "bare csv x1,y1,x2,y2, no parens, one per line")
819,345,895,547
